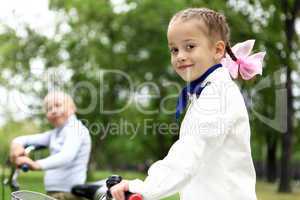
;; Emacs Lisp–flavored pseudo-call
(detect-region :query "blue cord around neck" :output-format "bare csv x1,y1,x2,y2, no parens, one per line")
175,63,222,120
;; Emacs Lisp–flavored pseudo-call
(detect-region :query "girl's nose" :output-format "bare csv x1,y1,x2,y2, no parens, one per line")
49,110,57,116
177,51,187,62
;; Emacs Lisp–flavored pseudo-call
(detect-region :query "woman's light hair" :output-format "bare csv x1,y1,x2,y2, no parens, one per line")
43,91,77,113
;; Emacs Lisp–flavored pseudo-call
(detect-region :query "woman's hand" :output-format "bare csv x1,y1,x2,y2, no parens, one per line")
15,156,41,171
110,180,129,200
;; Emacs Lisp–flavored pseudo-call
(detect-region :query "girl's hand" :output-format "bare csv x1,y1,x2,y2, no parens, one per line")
15,156,41,171
110,180,129,200
10,143,26,163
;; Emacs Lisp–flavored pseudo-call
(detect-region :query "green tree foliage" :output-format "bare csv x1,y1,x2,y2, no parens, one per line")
0,119,40,164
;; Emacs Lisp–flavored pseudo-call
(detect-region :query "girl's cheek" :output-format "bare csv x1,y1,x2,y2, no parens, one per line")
58,109,64,115
171,57,176,67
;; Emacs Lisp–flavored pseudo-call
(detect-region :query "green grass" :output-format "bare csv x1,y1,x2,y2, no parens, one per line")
1,170,300,200
256,181,300,200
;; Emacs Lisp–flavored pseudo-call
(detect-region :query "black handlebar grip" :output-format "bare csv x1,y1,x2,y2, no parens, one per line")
21,164,29,172
106,175,142,200
106,175,122,199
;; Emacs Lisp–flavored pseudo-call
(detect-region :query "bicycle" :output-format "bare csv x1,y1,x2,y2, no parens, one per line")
72,175,142,200
10,175,142,200
3,145,142,200
2,145,56,199
11,190,57,200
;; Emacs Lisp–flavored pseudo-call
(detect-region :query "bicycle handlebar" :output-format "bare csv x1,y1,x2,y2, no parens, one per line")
20,164,29,172
126,193,143,200
24,145,47,151
19,145,47,172
106,175,143,200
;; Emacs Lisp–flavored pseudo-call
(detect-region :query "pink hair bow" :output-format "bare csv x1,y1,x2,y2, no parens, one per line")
221,40,266,80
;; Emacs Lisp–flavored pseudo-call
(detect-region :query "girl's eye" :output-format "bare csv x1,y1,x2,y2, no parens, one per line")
186,44,195,50
55,103,61,108
47,106,53,112
170,47,178,54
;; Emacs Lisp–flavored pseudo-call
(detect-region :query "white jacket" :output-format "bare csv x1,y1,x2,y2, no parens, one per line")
128,67,257,200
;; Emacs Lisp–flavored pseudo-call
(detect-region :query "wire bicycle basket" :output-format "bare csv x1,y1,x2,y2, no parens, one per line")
11,190,57,200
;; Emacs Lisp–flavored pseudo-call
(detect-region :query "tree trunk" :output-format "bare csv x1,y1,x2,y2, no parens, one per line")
278,0,300,193
266,135,277,182
278,66,293,192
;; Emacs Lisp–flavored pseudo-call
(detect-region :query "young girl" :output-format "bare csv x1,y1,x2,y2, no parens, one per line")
10,91,91,200
111,8,265,200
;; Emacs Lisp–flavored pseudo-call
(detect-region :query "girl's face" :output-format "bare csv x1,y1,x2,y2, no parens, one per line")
167,19,222,82
45,97,71,127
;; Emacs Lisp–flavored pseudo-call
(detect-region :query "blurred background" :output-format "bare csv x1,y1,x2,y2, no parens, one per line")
0,0,300,199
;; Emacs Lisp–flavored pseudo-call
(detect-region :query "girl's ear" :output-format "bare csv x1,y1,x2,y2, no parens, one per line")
214,40,225,61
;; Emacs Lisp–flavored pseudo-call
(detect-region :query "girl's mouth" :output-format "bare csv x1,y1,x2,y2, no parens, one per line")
178,64,193,70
